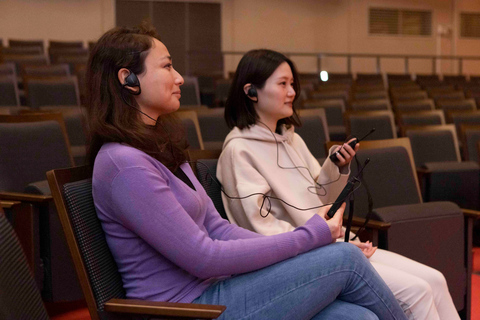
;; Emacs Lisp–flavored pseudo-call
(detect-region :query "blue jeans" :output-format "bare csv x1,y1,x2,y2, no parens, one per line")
193,242,406,320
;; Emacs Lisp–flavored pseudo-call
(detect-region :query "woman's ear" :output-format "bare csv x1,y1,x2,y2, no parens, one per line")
118,68,140,94
118,68,130,85
243,83,258,102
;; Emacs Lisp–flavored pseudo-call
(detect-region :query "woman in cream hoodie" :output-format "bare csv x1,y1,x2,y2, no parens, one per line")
217,49,459,320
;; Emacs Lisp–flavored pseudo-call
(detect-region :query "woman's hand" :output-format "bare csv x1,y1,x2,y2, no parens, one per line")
333,138,359,167
351,240,377,259
325,203,346,241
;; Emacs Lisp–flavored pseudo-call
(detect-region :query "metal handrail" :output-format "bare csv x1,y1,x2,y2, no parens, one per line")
221,51,480,75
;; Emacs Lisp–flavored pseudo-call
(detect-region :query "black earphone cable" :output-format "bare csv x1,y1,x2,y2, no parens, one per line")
257,120,343,197
190,160,362,218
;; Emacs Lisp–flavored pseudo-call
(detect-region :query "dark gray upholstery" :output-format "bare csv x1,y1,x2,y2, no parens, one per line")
26,76,80,109
311,90,349,102
0,75,20,106
181,77,201,105
352,91,388,100
399,112,444,126
0,62,17,76
405,129,458,167
302,99,346,141
348,113,395,140
452,112,480,139
195,159,228,220
0,212,49,320
3,54,49,76
196,109,230,150
394,99,435,112
463,126,480,162
62,178,126,314
0,121,71,192
349,146,466,310
0,120,82,301
391,90,428,102
181,117,202,149
422,161,480,210
350,99,391,111
437,99,476,114
23,64,70,77
296,114,329,159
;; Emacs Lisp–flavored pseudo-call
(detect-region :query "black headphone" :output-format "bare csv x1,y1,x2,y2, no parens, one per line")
247,85,257,98
123,70,141,95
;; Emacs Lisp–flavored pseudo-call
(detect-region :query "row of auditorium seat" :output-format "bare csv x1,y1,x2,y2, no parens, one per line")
0,105,479,318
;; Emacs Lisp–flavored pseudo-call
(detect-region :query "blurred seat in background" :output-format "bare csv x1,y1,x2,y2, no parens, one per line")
24,76,80,109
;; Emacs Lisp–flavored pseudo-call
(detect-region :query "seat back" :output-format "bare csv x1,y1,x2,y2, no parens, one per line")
23,64,71,77
436,98,476,115
187,150,227,220
397,110,445,126
402,125,461,166
194,107,230,150
448,110,480,138
175,110,204,150
0,62,17,76
0,209,49,320
47,166,126,320
351,144,422,215
25,76,80,109
0,113,74,192
461,124,480,162
350,99,391,111
301,98,345,127
393,98,435,112
345,110,397,140
0,75,20,106
325,137,422,213
181,76,201,105
9,39,45,53
296,108,330,159
391,90,428,102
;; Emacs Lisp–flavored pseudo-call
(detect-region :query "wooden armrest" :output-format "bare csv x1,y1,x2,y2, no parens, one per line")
462,208,480,219
104,298,226,319
0,192,52,203
345,216,391,230
0,200,22,209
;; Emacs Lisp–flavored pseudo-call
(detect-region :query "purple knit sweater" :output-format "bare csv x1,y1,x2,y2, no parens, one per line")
92,142,332,303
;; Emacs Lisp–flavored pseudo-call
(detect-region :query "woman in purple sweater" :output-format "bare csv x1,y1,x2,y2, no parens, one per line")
86,23,407,320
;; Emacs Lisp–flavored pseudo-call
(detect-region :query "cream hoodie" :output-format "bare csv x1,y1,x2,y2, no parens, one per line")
217,124,350,236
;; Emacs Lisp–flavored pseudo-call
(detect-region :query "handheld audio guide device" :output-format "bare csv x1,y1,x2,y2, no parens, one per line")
329,128,376,163
326,158,370,218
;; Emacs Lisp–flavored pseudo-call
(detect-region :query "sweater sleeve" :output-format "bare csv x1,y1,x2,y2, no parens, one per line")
202,196,264,240
110,166,332,279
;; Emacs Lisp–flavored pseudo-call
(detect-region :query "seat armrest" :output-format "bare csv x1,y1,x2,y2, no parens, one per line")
462,208,480,219
104,298,226,319
0,192,52,203
1,200,22,209
347,216,391,230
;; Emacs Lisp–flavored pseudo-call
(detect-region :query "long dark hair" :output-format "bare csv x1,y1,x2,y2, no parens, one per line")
224,49,301,131
86,22,187,172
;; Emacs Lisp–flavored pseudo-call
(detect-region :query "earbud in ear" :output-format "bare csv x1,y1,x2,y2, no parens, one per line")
247,86,257,98
123,71,141,95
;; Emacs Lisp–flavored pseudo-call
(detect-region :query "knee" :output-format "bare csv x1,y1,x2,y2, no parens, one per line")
333,242,367,262
423,268,449,291
407,278,434,301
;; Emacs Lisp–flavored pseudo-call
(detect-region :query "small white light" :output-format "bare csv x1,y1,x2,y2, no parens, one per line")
320,71,328,82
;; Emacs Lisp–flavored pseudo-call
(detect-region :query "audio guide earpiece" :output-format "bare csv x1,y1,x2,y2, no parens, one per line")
124,71,141,95
247,85,257,98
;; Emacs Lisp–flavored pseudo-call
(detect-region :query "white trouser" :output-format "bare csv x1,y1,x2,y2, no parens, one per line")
369,248,460,320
